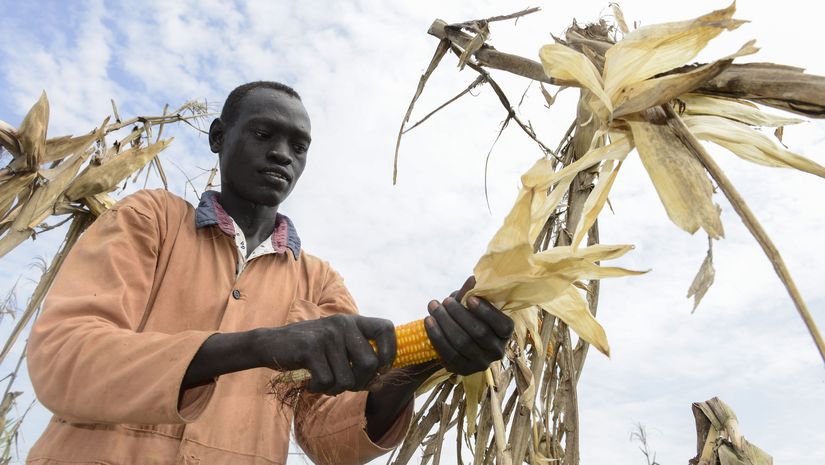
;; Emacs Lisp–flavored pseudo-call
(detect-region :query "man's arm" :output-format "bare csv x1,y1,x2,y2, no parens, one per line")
182,315,396,393
28,192,218,425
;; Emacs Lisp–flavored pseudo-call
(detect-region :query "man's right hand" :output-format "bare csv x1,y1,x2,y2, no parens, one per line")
251,315,396,395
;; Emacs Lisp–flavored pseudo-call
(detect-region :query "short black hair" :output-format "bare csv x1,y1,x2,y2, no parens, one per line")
220,81,302,125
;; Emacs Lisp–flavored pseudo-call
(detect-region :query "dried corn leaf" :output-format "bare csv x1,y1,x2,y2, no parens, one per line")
613,40,758,117
684,114,825,177
681,94,803,127
415,368,451,397
541,285,609,356
0,120,21,158
523,136,633,243
539,44,613,115
82,193,117,217
485,369,511,465
472,254,644,314
691,397,773,465
0,229,31,259
513,354,536,406
509,306,540,351
11,152,90,231
65,138,172,200
610,3,630,34
461,371,485,436
0,173,36,220
12,91,50,172
629,109,724,238
42,118,107,165
603,3,743,104
571,160,622,249
688,238,715,312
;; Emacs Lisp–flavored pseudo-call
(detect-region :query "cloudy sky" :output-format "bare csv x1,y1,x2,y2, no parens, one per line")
1,0,824,464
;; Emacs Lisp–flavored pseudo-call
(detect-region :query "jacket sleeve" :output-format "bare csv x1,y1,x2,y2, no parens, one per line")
27,191,218,425
293,267,413,465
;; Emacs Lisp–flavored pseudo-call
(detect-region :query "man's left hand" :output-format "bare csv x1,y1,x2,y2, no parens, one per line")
424,276,514,376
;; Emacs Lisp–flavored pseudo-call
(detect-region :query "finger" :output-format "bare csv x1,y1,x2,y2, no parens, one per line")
429,299,486,363
305,353,335,394
344,328,381,390
442,296,503,355
423,310,469,370
454,276,476,302
355,317,396,372
324,336,356,394
467,296,514,339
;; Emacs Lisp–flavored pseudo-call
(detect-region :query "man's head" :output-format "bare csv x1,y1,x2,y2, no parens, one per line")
209,81,311,207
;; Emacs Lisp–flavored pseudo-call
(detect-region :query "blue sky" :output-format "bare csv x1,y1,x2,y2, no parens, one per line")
1,1,825,464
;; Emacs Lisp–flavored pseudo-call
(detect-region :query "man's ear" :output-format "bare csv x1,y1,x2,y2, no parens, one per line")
208,118,224,154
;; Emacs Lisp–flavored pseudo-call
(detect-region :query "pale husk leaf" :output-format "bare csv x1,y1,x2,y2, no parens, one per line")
0,229,31,259
687,238,715,312
539,44,613,115
628,111,724,238
0,120,21,158
460,371,485,436
11,152,90,231
523,135,633,244
613,40,759,118
681,94,804,127
683,114,825,177
42,118,107,165
65,138,172,200
13,91,50,171
603,2,743,104
0,173,36,220
571,159,622,249
540,285,609,356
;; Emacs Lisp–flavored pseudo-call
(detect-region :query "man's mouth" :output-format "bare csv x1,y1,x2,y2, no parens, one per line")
260,169,291,184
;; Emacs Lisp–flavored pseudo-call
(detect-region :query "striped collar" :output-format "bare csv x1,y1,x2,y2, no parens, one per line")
194,190,301,260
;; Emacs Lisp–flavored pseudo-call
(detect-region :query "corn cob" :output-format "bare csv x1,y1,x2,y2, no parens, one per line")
370,319,438,368
277,319,439,384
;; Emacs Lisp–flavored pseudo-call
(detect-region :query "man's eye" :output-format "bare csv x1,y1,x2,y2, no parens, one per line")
254,130,270,139
293,144,308,154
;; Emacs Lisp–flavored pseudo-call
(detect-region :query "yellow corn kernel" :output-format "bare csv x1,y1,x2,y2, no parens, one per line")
370,319,439,368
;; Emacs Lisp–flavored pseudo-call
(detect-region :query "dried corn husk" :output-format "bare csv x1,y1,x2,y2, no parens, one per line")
539,44,612,117
684,114,825,177
11,152,90,233
629,109,724,238
41,119,107,165
0,120,21,158
12,91,49,172
690,397,772,465
603,2,744,106
64,138,172,200
613,40,759,118
680,94,804,127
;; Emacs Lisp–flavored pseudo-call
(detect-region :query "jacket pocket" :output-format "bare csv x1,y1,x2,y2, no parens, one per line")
284,298,321,324
121,422,186,440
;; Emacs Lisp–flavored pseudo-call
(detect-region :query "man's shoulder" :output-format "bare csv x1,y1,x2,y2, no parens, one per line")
113,188,192,219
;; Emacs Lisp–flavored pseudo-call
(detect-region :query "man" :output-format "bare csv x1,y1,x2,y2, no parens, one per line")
26,81,514,465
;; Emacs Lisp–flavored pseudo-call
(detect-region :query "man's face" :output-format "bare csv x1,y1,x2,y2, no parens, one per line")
211,88,312,207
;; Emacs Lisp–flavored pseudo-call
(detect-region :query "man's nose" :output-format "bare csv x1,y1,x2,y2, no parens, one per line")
266,140,293,165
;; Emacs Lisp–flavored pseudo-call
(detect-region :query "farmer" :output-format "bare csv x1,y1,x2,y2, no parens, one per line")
25,81,514,465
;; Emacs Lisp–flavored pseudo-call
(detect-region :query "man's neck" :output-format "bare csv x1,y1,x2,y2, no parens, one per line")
218,189,279,244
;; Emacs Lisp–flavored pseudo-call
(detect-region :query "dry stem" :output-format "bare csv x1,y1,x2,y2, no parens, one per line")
661,104,825,365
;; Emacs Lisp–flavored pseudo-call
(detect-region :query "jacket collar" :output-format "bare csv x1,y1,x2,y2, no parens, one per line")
195,190,301,260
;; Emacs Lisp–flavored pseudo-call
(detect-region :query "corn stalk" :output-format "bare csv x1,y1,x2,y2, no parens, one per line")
392,4,824,464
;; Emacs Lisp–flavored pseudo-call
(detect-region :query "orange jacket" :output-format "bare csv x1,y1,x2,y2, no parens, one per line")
27,189,411,465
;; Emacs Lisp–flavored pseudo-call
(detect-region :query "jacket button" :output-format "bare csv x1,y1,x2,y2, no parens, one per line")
232,289,241,300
